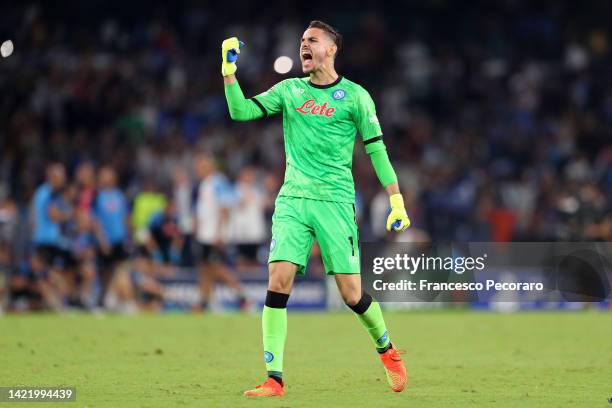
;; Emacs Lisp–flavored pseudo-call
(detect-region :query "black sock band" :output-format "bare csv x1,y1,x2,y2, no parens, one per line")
268,371,283,385
265,290,290,309
347,292,373,315
376,343,392,354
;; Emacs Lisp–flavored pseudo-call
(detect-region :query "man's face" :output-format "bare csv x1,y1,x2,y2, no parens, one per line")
300,28,336,74
76,163,95,186
194,156,213,178
98,168,116,189
239,167,255,184
48,165,66,189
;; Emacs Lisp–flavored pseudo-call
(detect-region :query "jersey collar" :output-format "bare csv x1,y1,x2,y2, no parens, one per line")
307,75,343,89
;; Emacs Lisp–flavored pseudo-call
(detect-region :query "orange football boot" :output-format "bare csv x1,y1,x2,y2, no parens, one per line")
379,344,407,392
243,378,285,397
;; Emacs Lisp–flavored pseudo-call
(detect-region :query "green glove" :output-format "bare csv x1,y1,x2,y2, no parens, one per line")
386,194,411,232
221,37,244,77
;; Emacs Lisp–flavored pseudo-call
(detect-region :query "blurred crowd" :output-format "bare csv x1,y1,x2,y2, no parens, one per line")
1,157,269,312
1,1,611,311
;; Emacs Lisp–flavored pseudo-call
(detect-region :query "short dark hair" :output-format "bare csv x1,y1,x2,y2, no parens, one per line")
308,20,342,55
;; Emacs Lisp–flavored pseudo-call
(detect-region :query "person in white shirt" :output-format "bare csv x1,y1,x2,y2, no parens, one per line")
229,167,267,267
193,153,247,310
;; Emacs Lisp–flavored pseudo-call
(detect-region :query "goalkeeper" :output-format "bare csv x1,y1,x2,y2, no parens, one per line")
222,20,410,397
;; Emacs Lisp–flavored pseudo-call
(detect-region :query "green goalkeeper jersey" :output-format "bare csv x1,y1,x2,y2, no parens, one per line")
251,76,382,203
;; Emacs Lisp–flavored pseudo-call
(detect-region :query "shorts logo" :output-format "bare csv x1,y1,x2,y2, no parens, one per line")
270,239,276,252
377,331,389,345
332,89,346,100
264,351,274,363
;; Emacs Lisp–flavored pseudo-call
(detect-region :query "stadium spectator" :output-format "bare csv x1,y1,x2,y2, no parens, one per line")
9,253,65,311
94,166,129,306
173,168,194,234
0,197,17,312
71,209,108,308
75,162,97,212
31,164,74,277
107,253,164,313
0,241,10,313
146,198,184,266
0,196,18,249
130,254,165,312
131,181,167,246
172,166,195,266
229,167,267,268
193,153,248,310
54,183,80,304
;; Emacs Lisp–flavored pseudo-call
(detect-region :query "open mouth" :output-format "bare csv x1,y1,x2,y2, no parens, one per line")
301,51,313,61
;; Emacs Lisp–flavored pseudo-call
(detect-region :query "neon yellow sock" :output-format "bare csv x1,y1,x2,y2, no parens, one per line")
262,305,287,376
354,300,390,350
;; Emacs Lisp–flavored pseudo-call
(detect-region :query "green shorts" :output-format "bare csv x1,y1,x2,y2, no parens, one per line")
268,195,360,275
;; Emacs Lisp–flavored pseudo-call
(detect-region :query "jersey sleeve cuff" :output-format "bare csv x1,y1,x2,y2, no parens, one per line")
363,135,383,145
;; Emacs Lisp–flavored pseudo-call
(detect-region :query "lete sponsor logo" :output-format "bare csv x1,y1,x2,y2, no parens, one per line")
295,99,336,117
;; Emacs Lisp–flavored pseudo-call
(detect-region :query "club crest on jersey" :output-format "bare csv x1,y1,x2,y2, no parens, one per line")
295,99,336,117
332,89,346,100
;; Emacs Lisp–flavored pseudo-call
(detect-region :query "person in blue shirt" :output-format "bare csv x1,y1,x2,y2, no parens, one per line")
71,208,109,309
93,166,129,305
32,163,74,270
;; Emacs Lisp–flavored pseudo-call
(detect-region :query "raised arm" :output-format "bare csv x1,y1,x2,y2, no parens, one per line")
220,38,263,121
222,37,282,121
224,77,266,121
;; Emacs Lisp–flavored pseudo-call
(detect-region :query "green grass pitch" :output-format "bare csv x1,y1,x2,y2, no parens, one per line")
1,310,610,407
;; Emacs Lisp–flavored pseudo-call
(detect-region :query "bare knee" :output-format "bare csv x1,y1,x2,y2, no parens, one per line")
339,287,362,306
268,262,296,294
335,275,363,306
